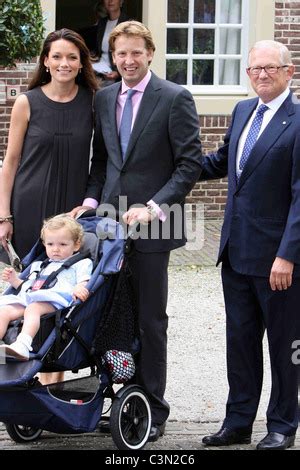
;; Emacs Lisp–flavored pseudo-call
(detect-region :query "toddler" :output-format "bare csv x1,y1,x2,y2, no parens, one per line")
0,214,93,360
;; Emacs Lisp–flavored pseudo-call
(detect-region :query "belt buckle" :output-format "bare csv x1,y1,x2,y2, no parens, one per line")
5,239,22,272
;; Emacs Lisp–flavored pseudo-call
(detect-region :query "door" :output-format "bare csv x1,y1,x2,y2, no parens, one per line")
56,0,143,31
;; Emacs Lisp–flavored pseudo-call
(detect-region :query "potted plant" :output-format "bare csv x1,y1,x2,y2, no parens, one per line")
0,0,44,67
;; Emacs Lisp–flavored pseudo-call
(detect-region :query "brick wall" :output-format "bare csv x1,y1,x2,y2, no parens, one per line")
187,116,231,218
0,63,35,163
0,2,299,218
275,1,300,95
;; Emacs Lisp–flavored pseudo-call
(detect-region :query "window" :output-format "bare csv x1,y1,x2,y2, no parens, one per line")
166,0,249,91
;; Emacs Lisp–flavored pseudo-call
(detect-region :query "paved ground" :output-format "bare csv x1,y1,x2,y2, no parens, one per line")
0,420,291,451
0,219,299,453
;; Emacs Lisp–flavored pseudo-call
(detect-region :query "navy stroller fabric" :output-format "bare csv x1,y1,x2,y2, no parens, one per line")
0,374,109,433
0,217,126,433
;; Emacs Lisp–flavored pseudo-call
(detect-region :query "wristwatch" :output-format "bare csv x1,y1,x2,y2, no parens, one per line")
146,205,157,219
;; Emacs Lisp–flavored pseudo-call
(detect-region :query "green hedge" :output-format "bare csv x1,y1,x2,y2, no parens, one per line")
0,0,45,67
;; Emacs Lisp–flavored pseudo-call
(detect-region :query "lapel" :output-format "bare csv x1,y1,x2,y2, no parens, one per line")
122,73,162,165
236,93,294,190
228,99,258,191
105,83,123,166
96,17,108,55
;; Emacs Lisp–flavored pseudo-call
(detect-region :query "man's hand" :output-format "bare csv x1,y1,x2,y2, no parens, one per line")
68,206,93,219
122,207,154,225
269,257,294,291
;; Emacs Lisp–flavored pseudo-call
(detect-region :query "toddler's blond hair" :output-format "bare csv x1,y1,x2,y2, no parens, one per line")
41,214,84,245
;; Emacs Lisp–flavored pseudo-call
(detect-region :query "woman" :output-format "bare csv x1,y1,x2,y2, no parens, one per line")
0,28,98,260
0,28,98,383
91,0,130,86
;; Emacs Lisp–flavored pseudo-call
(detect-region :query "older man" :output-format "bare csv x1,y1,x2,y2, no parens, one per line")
201,40,300,450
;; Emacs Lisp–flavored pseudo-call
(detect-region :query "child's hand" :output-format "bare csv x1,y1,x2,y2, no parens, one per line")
2,267,18,284
72,284,89,302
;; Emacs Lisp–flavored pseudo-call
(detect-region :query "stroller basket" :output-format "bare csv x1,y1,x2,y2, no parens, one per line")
0,375,108,434
47,376,99,403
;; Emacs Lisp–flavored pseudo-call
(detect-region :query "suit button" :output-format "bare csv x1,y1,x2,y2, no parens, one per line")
121,169,126,174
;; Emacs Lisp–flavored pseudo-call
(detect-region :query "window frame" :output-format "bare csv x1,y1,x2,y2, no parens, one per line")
143,0,275,114
165,0,250,94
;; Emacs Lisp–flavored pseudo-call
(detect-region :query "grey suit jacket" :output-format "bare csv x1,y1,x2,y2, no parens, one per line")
86,73,202,252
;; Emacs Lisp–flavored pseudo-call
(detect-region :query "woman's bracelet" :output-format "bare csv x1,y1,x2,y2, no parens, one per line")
0,215,13,224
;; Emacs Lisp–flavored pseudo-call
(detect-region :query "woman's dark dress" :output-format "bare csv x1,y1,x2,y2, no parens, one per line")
10,86,93,258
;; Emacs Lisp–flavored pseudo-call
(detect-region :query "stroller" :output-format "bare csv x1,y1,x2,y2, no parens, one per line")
0,215,151,450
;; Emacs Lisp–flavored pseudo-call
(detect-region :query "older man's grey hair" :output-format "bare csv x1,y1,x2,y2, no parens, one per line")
248,40,292,66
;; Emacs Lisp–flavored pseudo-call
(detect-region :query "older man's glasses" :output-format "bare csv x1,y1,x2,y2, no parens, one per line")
247,65,289,76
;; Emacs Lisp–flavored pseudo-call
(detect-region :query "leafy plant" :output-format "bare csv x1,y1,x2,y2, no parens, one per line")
0,0,45,67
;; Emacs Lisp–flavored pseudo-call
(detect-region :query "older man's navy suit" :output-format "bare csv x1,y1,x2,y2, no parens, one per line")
201,91,300,436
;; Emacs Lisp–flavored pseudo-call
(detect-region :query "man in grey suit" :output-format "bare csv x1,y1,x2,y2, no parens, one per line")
201,40,300,450
71,21,202,441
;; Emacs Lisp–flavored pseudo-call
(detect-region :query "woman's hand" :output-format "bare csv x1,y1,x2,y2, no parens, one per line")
105,71,119,81
0,221,13,251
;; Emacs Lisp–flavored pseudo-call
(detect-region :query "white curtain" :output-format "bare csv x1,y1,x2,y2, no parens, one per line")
219,0,241,85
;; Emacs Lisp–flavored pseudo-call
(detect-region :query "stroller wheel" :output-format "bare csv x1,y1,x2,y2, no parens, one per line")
5,423,43,443
110,385,151,450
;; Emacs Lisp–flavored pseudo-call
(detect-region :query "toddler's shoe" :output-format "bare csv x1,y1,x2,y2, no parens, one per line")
2,341,30,361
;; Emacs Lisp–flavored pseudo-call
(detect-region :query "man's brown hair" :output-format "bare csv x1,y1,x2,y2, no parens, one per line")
109,20,156,53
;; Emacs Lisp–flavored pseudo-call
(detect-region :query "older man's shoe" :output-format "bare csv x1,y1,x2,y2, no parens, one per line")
148,423,166,442
202,427,252,446
256,432,295,450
